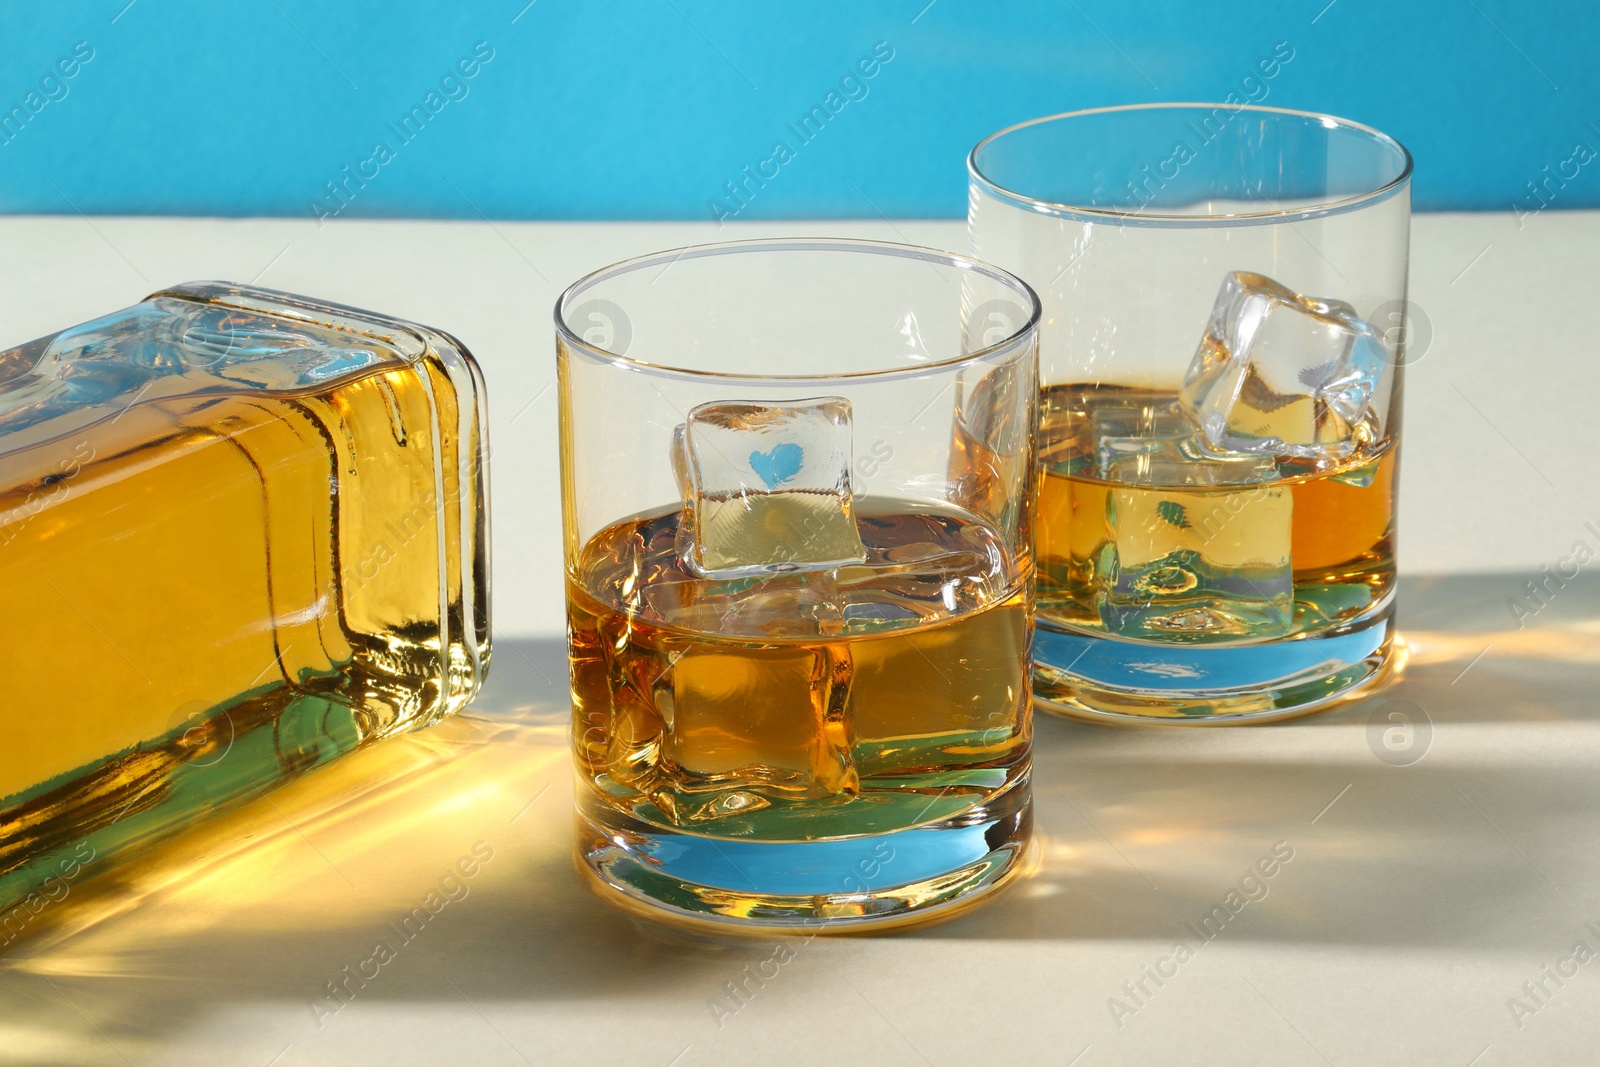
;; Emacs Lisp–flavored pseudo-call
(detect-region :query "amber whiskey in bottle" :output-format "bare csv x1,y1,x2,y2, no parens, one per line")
0,283,490,936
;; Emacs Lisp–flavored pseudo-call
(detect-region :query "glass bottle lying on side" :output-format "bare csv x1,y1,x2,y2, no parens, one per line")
0,283,490,938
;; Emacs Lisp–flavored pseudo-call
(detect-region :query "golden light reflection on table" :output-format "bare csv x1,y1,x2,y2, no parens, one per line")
8,711,567,953
0,644,587,1066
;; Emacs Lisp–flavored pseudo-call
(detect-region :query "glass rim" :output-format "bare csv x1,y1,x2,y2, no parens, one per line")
553,237,1042,384
968,102,1415,227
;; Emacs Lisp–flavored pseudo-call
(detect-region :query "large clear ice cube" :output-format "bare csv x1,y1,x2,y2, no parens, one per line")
666,643,857,813
1030,390,1294,639
680,397,866,579
1097,433,1293,640
1179,271,1394,461
1089,401,1273,483
1089,399,1194,477
1086,395,1283,489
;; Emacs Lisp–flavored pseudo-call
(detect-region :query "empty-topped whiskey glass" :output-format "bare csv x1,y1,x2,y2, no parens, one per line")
558,239,1039,928
970,105,1412,723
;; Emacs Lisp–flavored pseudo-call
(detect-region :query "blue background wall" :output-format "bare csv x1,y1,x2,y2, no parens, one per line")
1,0,1596,220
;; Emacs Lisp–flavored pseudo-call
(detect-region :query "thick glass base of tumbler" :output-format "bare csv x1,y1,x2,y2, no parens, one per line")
575,773,1032,933
1033,602,1400,725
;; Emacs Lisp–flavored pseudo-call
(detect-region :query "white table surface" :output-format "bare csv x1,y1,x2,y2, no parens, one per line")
1,213,1598,1066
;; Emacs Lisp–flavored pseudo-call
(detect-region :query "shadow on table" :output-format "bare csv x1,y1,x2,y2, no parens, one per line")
1,573,1595,1052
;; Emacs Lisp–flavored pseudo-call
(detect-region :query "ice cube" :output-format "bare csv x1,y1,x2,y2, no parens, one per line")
1179,272,1394,460
665,643,858,807
1102,428,1281,489
1087,398,1279,487
1092,402,1192,479
680,397,866,579
1099,469,1294,641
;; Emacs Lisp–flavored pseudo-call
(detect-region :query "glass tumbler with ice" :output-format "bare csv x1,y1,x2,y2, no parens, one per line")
557,239,1040,928
971,104,1412,723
